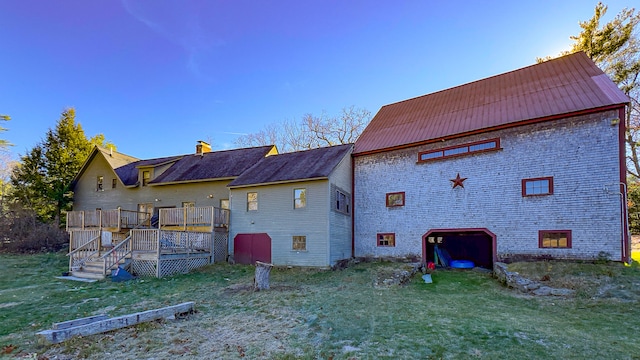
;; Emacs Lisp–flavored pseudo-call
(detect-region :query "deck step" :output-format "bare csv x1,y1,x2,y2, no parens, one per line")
70,270,106,280
72,258,131,280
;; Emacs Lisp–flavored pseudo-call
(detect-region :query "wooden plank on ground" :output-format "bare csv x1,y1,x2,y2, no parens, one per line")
52,314,109,330
36,302,194,344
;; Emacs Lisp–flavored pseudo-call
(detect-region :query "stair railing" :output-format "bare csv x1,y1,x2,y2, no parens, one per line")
66,234,101,271
99,221,150,275
100,233,133,275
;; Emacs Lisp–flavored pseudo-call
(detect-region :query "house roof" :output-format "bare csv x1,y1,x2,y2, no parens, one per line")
114,155,183,186
228,144,353,188
71,146,139,188
353,52,629,155
148,145,277,185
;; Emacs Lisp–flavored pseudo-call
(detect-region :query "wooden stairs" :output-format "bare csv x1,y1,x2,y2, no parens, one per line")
71,257,132,280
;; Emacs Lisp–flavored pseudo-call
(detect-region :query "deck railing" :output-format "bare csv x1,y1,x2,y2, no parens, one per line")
132,229,160,252
119,210,151,229
67,210,101,230
159,206,229,229
66,209,150,231
100,221,152,273
129,229,212,253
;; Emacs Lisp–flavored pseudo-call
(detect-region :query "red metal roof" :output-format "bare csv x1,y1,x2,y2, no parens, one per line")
354,52,629,155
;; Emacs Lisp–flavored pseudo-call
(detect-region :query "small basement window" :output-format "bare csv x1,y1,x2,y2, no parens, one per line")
539,230,571,248
292,235,306,251
377,233,395,247
386,192,405,207
523,177,553,196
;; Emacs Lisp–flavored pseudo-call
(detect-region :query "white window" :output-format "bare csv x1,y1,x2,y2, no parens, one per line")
96,176,104,191
247,192,258,211
294,188,306,209
292,235,306,251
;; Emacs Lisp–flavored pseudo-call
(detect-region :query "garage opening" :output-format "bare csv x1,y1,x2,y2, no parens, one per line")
422,228,496,269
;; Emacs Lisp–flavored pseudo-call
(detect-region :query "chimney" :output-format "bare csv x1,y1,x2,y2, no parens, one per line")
196,140,211,154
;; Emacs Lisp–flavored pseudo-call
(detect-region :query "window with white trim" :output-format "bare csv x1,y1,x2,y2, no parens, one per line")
247,192,258,211
292,235,306,251
294,188,306,209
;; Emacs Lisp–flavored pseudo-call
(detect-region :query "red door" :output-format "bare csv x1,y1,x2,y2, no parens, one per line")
233,233,272,265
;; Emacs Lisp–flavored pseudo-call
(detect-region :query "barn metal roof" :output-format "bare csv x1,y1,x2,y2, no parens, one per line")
228,144,353,188
353,52,629,155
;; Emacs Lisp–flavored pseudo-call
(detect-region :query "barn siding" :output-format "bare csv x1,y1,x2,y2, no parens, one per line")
230,181,330,267
354,110,623,261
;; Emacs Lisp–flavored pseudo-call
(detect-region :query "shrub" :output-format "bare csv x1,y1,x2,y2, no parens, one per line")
0,208,68,253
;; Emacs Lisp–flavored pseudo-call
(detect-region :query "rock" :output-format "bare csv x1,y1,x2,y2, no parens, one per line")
532,286,552,296
550,288,575,296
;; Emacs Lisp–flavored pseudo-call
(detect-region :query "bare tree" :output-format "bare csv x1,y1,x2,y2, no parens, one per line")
235,106,372,153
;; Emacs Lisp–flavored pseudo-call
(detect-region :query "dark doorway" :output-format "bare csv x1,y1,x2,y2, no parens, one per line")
422,229,496,269
233,233,272,265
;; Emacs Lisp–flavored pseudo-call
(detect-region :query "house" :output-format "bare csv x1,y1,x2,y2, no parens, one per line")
66,142,277,278
67,141,353,276
352,52,630,267
71,141,277,217
227,144,353,267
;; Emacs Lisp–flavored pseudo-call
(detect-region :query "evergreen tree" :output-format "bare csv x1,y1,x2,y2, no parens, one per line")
10,108,113,226
0,114,11,149
540,3,640,178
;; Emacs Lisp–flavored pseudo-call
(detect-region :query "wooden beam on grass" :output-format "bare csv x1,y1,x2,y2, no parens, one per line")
36,302,195,344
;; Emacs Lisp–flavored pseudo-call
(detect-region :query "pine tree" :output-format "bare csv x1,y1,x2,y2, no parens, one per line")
0,114,11,149
10,108,112,226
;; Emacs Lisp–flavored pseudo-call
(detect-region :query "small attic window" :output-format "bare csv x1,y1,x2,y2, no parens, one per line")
96,176,104,191
418,138,500,163
112,178,117,189
142,170,150,186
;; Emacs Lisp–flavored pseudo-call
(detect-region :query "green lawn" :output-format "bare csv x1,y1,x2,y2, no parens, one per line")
1,253,639,359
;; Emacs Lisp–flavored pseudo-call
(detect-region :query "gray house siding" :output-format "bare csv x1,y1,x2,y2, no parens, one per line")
73,153,231,212
328,152,353,263
354,110,624,261
230,181,331,267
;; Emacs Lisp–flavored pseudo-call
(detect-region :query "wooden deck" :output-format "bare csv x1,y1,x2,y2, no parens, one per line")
67,227,227,279
67,206,229,279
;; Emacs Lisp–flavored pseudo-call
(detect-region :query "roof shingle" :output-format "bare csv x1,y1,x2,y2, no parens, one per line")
228,144,353,188
113,146,275,187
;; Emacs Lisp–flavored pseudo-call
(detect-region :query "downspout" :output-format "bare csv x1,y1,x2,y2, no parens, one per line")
606,182,631,263
618,106,631,263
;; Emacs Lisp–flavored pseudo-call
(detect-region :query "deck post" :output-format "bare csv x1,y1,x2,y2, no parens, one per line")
81,211,84,230
183,207,187,230
156,230,161,278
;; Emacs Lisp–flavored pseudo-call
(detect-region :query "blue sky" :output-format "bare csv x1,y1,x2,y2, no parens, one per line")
0,1,632,159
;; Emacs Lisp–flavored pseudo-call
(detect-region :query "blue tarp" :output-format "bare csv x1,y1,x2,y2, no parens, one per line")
111,266,136,282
